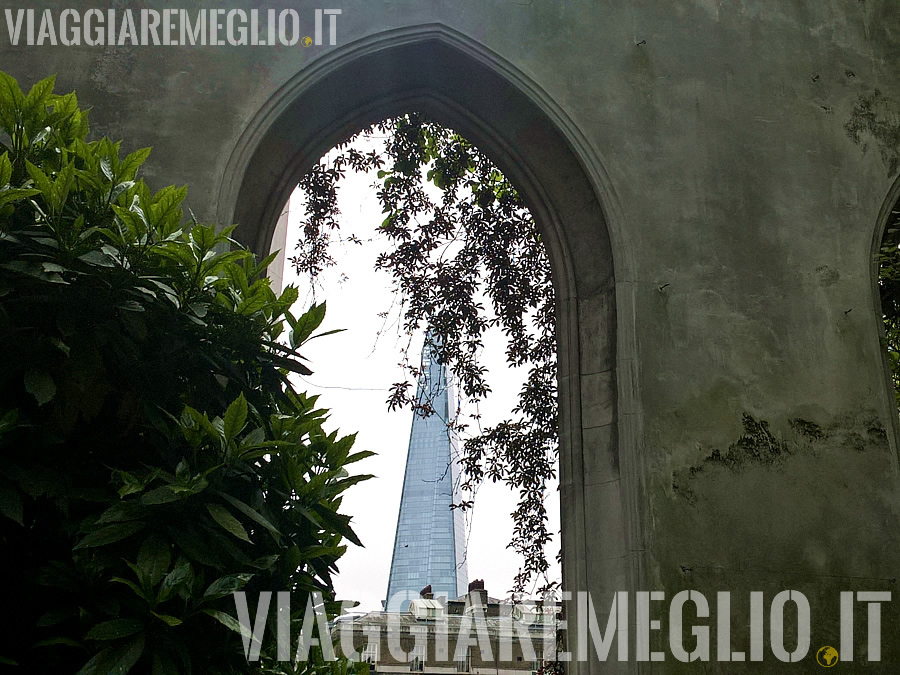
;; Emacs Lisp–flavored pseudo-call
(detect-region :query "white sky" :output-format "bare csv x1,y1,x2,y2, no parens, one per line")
273,138,560,612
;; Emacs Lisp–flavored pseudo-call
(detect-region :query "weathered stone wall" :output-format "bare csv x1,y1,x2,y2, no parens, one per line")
4,1,900,671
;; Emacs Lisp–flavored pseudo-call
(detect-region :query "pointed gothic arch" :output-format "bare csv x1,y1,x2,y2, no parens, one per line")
216,25,643,670
872,174,900,451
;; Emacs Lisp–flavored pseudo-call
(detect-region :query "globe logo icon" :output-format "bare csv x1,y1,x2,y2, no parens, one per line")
302,36,313,47
816,646,839,667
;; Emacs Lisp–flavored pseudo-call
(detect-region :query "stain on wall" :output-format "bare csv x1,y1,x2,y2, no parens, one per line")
845,90,900,175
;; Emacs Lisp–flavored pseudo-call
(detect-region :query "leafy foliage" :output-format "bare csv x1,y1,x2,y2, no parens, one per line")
0,72,370,672
293,114,557,593
879,196,900,405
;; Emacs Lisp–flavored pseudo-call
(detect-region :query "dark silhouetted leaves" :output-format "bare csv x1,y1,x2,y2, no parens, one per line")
295,113,557,593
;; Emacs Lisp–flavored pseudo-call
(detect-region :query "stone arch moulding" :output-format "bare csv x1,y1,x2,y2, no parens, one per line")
871,173,900,455
217,24,644,667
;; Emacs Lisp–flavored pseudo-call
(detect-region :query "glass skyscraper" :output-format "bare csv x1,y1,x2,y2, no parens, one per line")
385,335,468,612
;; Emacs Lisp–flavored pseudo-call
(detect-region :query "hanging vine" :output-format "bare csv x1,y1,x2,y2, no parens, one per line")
292,113,557,593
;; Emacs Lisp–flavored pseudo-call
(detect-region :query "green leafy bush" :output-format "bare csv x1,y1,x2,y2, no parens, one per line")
0,72,370,672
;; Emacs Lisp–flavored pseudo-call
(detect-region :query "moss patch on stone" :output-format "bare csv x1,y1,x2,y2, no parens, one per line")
671,412,889,505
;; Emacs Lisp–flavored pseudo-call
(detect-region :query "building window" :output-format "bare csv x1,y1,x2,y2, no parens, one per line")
361,643,378,665
410,645,425,672
456,649,471,672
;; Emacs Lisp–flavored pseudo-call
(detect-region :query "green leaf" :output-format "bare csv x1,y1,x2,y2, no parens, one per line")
137,534,171,586
203,573,253,600
298,544,342,561
118,147,151,182
151,612,183,627
0,71,25,128
100,157,114,182
24,370,56,406
74,521,145,549
206,503,251,543
149,185,187,233
50,160,76,212
0,187,41,209
218,493,281,539
140,486,179,505
238,426,266,449
0,151,11,186
304,327,346,343
25,160,53,202
345,450,377,465
180,405,219,445
189,222,216,251
312,504,363,547
325,474,374,499
79,249,115,268
77,635,144,675
202,609,252,639
236,291,270,316
110,576,150,602
222,394,248,443
249,554,279,570
271,354,314,377
85,619,143,641
277,284,299,309
49,337,71,356
158,560,192,602
24,75,55,113
291,302,327,346
116,469,153,498
251,250,281,279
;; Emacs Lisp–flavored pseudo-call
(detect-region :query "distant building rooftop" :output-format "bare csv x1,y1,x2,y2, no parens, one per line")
333,583,560,674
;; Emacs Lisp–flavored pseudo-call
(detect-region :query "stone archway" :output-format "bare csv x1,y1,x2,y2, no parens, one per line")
871,174,900,451
217,25,643,672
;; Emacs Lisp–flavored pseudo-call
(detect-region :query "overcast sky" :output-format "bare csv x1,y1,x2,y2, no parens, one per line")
273,140,560,612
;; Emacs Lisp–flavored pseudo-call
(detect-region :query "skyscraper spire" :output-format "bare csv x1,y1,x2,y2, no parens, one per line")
385,332,468,611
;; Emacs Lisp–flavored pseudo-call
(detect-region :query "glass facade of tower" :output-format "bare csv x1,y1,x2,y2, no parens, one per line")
385,338,468,612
